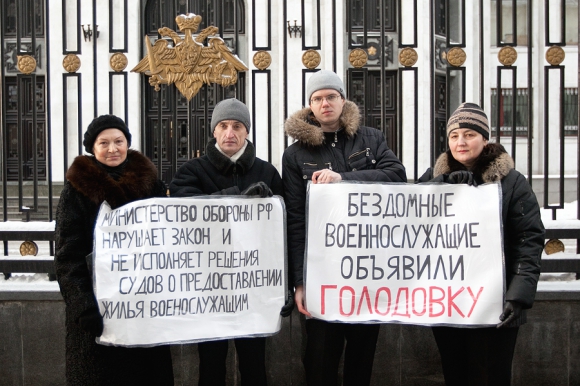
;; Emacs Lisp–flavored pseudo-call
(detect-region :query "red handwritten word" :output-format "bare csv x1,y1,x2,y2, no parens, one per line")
319,285,483,318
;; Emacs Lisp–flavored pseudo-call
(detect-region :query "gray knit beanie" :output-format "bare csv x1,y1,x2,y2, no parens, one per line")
83,114,131,154
306,70,346,103
447,102,490,140
210,98,251,133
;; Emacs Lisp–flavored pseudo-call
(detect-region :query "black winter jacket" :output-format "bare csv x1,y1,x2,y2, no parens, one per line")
418,143,544,326
170,139,283,197
55,150,173,385
283,101,407,286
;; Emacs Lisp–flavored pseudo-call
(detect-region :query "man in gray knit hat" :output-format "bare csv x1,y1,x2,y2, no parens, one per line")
169,98,294,386
210,98,252,156
283,70,407,385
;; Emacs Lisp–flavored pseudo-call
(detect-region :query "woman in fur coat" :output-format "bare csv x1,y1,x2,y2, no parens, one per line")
55,115,174,385
418,103,544,385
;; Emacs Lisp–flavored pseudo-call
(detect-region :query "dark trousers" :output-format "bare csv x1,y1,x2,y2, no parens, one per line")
303,319,380,386
432,326,519,386
198,337,267,386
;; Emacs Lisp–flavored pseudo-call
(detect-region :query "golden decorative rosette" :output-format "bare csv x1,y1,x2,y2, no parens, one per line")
398,47,418,67
302,49,321,69
20,241,38,256
544,239,565,255
498,46,518,66
110,53,128,72
349,48,368,68
62,54,81,73
446,47,466,67
17,55,37,74
253,51,272,70
545,46,565,66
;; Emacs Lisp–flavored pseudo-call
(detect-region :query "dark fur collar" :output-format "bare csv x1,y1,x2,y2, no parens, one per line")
284,100,361,146
66,150,160,208
206,138,255,175
433,142,515,183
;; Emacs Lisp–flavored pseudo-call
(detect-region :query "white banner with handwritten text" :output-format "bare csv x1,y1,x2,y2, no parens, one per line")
305,182,504,326
93,196,286,347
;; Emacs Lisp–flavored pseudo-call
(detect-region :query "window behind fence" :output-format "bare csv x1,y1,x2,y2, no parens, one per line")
491,88,529,137
564,88,578,136
491,88,577,137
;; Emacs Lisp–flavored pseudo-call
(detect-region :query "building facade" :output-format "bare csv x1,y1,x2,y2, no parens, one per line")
1,0,578,221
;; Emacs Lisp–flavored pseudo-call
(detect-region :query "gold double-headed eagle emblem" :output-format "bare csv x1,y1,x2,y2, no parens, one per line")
132,13,248,100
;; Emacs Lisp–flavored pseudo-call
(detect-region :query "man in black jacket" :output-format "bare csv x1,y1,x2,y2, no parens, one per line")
282,70,407,385
170,98,291,386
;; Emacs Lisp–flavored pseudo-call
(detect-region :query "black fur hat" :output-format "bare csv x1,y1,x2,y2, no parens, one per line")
83,114,132,154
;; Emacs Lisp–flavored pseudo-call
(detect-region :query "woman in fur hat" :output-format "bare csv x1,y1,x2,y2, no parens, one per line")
55,114,174,385
418,103,544,385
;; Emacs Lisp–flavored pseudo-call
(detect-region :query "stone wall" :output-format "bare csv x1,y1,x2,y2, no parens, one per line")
0,289,578,385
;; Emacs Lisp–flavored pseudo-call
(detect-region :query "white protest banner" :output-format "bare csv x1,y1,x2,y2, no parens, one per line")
305,182,504,326
93,196,286,347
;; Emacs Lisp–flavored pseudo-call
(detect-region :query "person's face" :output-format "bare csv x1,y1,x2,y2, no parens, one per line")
213,120,248,157
92,128,128,167
448,128,487,168
309,89,345,131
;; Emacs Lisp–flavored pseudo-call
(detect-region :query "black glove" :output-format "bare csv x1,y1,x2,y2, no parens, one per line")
241,182,272,198
447,170,477,186
497,301,522,328
280,289,295,317
429,174,447,183
78,307,104,337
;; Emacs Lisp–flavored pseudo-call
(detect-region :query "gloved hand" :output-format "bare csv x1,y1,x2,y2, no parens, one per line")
280,289,295,317
78,307,104,337
241,181,272,197
497,301,522,328
447,170,477,186
429,174,447,183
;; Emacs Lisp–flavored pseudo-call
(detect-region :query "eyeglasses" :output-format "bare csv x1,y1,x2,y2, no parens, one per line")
310,94,342,105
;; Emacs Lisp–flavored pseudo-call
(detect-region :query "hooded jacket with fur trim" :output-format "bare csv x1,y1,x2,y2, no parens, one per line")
55,150,173,385
282,100,407,286
418,143,544,326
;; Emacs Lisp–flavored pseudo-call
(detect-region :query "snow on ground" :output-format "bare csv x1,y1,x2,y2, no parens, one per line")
1,240,58,290
0,273,58,291
540,200,579,252
0,220,55,231
541,200,578,226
